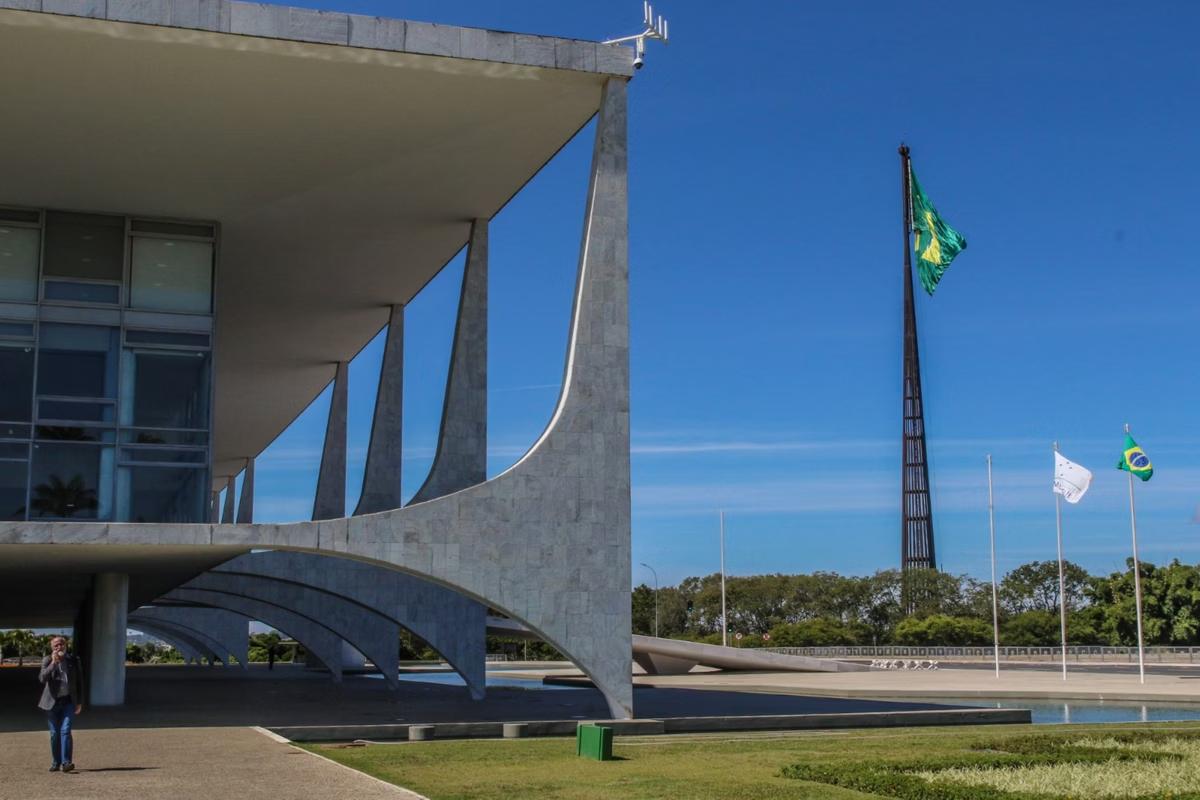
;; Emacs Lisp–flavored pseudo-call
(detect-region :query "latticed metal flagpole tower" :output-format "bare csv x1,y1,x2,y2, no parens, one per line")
899,144,937,583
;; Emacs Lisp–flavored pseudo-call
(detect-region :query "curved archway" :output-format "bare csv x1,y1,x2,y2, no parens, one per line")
161,588,358,683
209,552,486,699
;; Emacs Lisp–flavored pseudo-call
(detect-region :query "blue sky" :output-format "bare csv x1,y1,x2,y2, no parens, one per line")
239,1,1200,587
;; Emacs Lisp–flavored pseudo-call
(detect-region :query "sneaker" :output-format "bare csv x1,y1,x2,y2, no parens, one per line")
61,763,74,773
48,765,60,772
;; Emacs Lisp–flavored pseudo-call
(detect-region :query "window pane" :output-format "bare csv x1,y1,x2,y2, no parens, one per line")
130,220,214,238
121,350,210,429
36,425,115,443
36,324,119,399
0,345,33,421
120,447,207,464
0,226,39,302
43,212,123,281
29,443,112,520
125,329,209,348
130,238,213,313
0,442,28,459
118,465,207,523
43,280,120,305
120,429,208,446
0,460,27,520
0,424,31,440
38,399,116,423
0,322,35,339
0,209,39,224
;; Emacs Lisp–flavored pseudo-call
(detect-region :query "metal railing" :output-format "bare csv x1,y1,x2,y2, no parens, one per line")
762,645,1200,663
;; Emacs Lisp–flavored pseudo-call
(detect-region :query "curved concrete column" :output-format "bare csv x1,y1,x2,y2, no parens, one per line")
220,476,235,523
127,620,207,664
128,616,228,666
213,551,486,699
131,605,249,668
162,588,348,682
313,362,349,520
236,458,255,524
410,218,488,505
355,303,404,515
174,572,401,690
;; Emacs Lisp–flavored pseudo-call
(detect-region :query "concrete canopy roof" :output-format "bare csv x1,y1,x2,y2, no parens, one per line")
0,5,630,485
0,544,248,627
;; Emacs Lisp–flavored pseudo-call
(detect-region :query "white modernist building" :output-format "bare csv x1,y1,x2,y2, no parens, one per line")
0,1,635,718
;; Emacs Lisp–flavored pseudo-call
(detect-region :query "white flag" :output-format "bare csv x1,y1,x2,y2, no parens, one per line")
1053,451,1093,504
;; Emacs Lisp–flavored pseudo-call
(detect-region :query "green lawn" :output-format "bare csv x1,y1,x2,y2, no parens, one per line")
303,722,1200,800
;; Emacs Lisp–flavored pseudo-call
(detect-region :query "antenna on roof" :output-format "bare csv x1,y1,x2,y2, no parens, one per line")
603,2,670,71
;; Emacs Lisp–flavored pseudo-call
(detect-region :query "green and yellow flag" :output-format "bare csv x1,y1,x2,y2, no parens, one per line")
1117,433,1153,481
910,167,968,295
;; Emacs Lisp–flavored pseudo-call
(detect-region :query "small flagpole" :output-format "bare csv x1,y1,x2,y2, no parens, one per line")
987,454,1000,679
719,510,728,648
1125,423,1147,685
1053,441,1068,681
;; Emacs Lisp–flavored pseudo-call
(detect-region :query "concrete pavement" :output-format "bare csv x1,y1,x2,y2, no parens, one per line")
0,726,422,800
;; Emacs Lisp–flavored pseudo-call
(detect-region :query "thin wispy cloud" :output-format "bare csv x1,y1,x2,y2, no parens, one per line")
632,440,884,455
493,383,561,393
258,443,533,473
632,465,1200,518
633,475,895,517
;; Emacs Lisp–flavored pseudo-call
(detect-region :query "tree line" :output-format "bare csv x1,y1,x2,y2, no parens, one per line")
632,559,1200,648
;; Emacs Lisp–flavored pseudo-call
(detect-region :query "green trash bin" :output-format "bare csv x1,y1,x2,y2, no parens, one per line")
576,724,613,761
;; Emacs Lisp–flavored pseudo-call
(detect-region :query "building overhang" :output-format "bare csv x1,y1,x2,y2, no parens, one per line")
0,4,631,483
0,543,249,627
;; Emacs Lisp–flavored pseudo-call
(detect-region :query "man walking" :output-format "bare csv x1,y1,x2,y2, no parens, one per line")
38,635,83,773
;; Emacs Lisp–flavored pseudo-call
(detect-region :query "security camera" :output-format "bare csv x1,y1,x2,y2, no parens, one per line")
633,54,645,69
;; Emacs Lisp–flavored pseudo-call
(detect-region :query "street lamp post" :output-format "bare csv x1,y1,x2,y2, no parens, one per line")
720,510,727,648
640,562,659,638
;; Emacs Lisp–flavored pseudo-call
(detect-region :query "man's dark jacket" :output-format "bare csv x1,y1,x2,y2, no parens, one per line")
38,654,82,711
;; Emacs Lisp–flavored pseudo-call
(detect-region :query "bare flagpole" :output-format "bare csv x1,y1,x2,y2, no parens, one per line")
1053,441,1068,681
720,510,728,648
987,454,1001,679
1125,423,1147,685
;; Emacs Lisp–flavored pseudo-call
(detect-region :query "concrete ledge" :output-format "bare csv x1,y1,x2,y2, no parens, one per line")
0,0,635,75
407,725,435,741
268,708,1029,742
735,685,1200,705
659,708,1031,733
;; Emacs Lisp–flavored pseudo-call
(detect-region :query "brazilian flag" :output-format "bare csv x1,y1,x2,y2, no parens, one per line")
910,167,968,295
1118,434,1153,481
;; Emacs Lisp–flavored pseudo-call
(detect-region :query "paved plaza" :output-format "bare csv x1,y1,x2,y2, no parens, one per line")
630,665,1200,703
0,664,967,734
0,725,418,800
6,662,1194,796
0,662,1001,797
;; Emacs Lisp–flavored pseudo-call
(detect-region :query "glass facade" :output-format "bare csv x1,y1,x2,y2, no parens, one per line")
0,225,40,302
0,206,215,523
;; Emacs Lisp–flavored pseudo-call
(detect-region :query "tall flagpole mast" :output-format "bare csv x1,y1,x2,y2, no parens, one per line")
1053,441,1068,681
987,454,1000,679
898,144,937,612
719,510,728,648
1125,423,1147,685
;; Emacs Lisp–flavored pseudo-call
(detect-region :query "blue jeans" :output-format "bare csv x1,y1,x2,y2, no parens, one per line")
46,696,74,766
